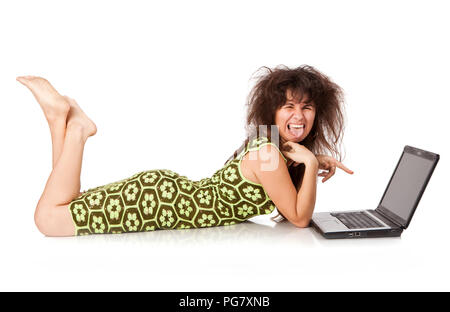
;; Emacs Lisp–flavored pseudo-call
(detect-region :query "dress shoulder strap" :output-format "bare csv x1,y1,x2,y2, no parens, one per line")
237,135,288,162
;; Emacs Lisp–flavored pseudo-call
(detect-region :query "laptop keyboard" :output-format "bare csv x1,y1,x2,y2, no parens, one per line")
331,211,385,229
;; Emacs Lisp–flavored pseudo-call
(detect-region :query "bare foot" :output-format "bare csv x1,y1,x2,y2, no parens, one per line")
65,96,97,140
17,76,70,123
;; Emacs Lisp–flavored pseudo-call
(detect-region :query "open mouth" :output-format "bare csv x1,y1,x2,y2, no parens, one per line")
287,124,305,138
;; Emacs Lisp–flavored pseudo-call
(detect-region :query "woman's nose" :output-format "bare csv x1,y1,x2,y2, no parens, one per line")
292,106,305,119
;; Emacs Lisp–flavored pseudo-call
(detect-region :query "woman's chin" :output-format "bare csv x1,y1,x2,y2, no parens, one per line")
280,130,310,144
287,135,304,143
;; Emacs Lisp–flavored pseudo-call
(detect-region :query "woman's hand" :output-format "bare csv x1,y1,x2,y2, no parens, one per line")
282,141,318,167
287,149,354,182
314,154,353,182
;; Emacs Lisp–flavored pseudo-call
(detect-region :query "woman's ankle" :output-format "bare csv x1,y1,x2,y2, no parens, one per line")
66,122,89,143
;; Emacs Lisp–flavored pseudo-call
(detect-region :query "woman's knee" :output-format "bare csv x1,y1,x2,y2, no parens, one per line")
34,202,63,236
34,203,55,236
34,202,76,237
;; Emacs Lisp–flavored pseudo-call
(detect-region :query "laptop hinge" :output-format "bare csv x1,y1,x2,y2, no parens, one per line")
374,208,404,229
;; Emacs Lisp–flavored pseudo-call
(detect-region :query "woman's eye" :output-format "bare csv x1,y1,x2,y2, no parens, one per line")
284,103,313,109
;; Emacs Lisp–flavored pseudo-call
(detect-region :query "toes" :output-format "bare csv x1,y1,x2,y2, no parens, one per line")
17,75,35,81
16,75,47,87
16,76,30,85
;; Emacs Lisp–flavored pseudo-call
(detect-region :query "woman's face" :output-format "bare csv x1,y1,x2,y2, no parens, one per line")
275,89,316,143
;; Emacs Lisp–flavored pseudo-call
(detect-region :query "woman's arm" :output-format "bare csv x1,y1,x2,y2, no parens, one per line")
294,159,319,227
249,144,318,228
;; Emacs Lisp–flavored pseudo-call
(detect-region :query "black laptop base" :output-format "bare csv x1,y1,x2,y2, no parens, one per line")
310,220,403,239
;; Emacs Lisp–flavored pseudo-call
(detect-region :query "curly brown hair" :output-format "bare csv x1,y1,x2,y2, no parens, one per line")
225,64,346,221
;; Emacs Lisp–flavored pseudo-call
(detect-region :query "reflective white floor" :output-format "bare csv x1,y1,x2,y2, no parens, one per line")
1,212,447,291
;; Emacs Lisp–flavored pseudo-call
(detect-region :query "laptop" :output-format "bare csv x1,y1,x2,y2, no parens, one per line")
311,145,439,239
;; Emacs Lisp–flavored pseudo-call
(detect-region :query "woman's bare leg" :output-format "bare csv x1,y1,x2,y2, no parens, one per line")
40,97,97,204
17,76,87,199
16,76,70,169
18,76,97,236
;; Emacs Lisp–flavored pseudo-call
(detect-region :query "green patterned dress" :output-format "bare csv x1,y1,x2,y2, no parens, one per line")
68,135,287,235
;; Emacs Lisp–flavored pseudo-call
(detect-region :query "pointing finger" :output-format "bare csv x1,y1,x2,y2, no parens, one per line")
336,162,354,174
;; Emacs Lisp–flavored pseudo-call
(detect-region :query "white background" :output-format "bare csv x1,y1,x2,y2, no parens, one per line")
0,0,448,291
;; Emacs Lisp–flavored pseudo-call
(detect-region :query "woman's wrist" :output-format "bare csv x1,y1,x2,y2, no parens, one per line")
304,156,319,169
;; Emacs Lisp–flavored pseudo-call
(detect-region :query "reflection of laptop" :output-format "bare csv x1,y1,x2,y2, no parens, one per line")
311,146,439,239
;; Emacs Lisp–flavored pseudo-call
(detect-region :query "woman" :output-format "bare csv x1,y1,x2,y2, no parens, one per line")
17,64,353,237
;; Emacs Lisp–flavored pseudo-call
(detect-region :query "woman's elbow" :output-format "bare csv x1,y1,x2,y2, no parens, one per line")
293,218,311,228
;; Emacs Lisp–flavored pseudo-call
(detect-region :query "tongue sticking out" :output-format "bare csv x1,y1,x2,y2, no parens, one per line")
288,125,304,138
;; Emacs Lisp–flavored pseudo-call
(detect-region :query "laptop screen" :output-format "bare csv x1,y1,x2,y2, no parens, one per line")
378,147,438,228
